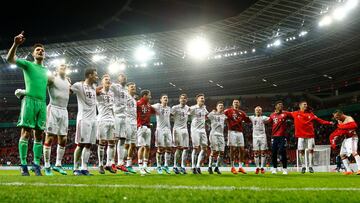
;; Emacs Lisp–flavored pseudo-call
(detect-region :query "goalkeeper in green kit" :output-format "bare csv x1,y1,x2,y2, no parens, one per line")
6,31,48,176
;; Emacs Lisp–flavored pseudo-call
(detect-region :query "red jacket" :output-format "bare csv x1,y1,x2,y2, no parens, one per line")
329,121,358,149
224,108,250,132
136,98,155,128
268,111,290,137
286,111,332,138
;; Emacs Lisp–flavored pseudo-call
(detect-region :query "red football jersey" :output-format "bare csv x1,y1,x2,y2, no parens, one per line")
136,98,155,128
268,111,290,137
224,108,250,132
286,111,332,138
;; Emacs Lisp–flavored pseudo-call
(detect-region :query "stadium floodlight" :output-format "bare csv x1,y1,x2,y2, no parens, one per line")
273,39,281,47
344,0,358,10
50,58,66,67
134,46,155,62
299,31,308,37
186,36,211,60
108,60,126,74
252,48,256,53
332,7,347,21
10,64,17,69
319,15,333,27
92,54,106,62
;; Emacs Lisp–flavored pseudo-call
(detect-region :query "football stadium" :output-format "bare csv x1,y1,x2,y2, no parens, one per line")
0,0,360,202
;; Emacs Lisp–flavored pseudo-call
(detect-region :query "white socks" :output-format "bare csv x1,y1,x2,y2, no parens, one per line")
342,158,351,172
208,155,213,167
173,149,180,167
216,155,222,167
106,144,115,166
98,145,105,167
196,149,204,168
254,155,260,168
81,147,90,170
181,149,187,168
156,152,162,167
117,141,125,165
260,155,266,168
73,146,82,170
309,153,313,167
191,150,197,168
56,145,65,167
43,145,51,168
164,152,171,167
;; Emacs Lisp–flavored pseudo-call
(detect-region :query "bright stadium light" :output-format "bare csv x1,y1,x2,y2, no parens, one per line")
299,31,308,37
344,0,358,10
108,60,126,74
134,46,155,62
186,36,211,60
252,48,256,53
92,54,106,62
273,39,281,47
332,7,347,21
319,15,333,27
10,64,17,69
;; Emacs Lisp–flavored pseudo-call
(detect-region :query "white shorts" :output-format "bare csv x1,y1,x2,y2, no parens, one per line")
191,129,208,147
46,105,68,136
137,126,151,147
297,138,315,150
75,119,97,144
253,136,268,151
340,136,358,157
97,120,115,141
228,131,244,147
125,122,137,144
114,116,126,139
209,133,225,152
155,128,172,147
173,128,189,148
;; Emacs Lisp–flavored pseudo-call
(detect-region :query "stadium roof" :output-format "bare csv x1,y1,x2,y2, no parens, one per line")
1,0,360,105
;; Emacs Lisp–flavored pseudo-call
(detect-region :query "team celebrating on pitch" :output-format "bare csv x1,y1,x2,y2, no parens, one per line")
6,32,360,176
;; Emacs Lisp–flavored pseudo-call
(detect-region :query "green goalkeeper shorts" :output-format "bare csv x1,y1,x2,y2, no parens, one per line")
17,96,47,130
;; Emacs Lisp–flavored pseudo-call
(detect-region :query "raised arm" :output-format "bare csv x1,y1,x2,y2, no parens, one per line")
6,31,26,64
313,114,332,125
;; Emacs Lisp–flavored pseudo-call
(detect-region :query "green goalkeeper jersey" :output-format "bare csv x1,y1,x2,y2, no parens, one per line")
16,59,48,101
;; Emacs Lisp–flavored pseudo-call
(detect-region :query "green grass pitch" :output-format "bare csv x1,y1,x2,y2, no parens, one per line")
0,170,360,202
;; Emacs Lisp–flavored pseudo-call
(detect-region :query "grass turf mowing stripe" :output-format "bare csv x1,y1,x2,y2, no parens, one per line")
1,182,360,191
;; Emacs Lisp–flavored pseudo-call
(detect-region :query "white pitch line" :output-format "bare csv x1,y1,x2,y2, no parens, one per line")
1,182,360,191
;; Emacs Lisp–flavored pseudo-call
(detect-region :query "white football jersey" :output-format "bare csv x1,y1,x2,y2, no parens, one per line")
110,83,127,117
249,115,269,138
152,103,171,130
126,92,137,124
171,104,190,129
71,82,97,120
207,111,226,135
96,88,115,121
189,104,208,131
48,75,70,108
